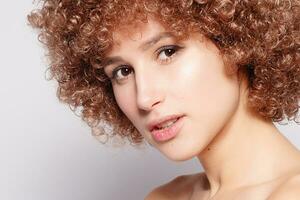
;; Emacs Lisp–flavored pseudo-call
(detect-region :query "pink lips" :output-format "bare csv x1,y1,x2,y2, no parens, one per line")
147,114,184,132
150,116,185,142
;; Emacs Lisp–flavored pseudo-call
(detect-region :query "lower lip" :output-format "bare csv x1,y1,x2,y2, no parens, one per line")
150,116,185,142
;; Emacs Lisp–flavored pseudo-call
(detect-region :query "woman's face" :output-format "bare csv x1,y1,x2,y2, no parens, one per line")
103,19,241,161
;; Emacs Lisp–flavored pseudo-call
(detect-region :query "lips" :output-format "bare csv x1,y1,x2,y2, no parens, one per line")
149,115,185,142
147,114,185,132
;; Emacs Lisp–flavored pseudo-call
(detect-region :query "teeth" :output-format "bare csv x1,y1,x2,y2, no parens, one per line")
156,118,178,129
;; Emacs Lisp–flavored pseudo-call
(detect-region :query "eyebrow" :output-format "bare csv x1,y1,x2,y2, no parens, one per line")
102,31,175,69
139,31,174,51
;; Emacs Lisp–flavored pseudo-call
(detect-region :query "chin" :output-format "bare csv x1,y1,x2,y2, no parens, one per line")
158,144,204,162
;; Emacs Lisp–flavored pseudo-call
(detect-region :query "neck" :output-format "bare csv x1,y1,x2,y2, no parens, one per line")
197,80,300,196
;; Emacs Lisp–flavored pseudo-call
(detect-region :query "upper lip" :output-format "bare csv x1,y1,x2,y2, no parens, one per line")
147,114,185,132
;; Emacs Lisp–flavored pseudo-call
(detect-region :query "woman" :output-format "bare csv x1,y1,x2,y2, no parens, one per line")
28,0,300,199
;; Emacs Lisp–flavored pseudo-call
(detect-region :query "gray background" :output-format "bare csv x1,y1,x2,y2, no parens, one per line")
0,1,299,200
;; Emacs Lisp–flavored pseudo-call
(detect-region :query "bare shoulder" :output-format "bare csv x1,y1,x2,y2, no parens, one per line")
144,186,169,200
267,173,300,200
144,175,190,200
144,172,208,200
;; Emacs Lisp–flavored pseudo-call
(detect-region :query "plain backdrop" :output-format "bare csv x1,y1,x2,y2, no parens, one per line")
0,1,299,200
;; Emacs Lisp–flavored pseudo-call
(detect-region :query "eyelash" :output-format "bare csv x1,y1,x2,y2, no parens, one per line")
110,45,183,81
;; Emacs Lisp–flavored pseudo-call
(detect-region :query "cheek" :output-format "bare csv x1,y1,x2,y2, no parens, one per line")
112,83,144,131
173,47,240,142
113,85,153,142
113,84,136,118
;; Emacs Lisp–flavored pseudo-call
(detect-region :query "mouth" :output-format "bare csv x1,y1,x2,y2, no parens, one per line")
150,116,185,142
148,114,185,131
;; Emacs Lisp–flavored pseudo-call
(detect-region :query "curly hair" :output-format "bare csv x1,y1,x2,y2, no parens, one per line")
27,0,300,146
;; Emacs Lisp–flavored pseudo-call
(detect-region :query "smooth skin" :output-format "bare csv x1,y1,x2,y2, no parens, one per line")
103,18,300,200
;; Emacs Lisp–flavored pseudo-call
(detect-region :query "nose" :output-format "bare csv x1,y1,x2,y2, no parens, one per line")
135,68,165,112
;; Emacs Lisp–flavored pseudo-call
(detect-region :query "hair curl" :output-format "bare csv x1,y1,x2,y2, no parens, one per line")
27,0,300,146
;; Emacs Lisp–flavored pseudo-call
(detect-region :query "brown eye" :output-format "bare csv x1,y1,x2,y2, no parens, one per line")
111,65,133,80
165,48,176,57
157,45,183,63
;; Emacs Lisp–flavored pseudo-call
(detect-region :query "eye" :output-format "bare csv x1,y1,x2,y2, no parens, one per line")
156,45,183,64
111,65,133,81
